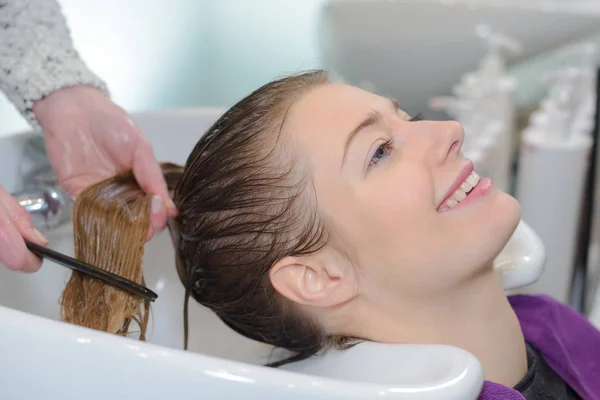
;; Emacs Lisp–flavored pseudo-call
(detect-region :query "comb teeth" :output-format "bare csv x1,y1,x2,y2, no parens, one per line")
24,240,156,302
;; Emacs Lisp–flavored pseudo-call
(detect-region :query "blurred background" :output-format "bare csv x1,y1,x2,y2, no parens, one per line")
0,0,327,135
3,0,600,320
2,0,600,135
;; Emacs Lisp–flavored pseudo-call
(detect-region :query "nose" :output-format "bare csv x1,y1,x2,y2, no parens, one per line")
430,120,464,165
398,119,465,165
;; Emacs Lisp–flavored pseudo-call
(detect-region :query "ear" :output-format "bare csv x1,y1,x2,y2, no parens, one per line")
269,254,356,308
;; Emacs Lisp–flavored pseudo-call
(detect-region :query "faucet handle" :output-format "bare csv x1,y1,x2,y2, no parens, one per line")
14,139,71,232
12,185,71,233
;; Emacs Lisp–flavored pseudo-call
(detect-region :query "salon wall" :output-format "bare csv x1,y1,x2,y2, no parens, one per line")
0,0,326,137
3,0,600,138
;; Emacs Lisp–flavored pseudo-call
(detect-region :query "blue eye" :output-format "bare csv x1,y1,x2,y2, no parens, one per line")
370,140,393,166
368,113,422,168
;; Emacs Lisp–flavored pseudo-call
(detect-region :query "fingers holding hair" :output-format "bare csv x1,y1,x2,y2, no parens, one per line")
0,186,47,272
130,132,177,241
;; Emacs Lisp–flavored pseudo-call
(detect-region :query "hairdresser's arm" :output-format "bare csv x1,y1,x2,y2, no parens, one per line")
0,0,175,272
0,0,109,130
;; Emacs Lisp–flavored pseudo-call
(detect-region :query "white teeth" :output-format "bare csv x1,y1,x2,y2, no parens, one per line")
443,171,481,209
460,181,473,193
445,198,458,208
466,171,480,186
453,189,466,202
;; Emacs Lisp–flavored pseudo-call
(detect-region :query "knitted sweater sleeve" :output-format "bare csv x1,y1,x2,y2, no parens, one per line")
0,0,110,131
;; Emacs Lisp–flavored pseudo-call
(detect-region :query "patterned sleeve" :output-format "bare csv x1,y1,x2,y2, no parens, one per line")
0,0,110,131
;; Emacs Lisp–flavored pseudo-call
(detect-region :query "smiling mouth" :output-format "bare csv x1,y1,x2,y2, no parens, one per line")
441,171,480,209
437,160,484,212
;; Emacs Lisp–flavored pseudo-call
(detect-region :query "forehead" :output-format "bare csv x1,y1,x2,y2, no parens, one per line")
284,84,386,161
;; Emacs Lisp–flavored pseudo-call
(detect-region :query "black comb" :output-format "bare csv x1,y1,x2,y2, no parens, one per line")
25,240,158,302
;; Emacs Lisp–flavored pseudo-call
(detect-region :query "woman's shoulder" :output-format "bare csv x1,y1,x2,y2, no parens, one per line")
507,293,600,400
507,292,600,358
507,293,570,312
507,293,593,328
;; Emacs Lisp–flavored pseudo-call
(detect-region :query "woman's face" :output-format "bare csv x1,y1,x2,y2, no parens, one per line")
285,83,520,300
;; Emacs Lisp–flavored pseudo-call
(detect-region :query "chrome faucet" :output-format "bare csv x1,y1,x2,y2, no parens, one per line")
11,136,72,232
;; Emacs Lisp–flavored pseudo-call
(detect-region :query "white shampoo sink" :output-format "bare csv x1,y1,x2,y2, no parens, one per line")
0,109,544,399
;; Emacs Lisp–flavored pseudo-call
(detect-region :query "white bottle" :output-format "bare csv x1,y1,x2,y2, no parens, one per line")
515,72,593,303
453,73,490,161
476,33,522,193
562,42,597,110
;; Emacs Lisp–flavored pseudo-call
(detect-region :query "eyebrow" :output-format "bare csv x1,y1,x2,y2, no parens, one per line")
341,97,400,168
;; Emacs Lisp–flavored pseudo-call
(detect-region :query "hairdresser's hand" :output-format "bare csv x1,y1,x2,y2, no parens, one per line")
32,85,177,240
0,185,47,272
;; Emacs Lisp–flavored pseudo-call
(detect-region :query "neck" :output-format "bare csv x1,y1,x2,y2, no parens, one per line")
351,268,527,388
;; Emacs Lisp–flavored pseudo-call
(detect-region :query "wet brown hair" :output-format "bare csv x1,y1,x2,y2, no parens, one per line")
61,70,359,366
60,172,153,338
60,162,185,339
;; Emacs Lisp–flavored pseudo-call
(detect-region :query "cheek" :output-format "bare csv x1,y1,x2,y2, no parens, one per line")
369,171,434,230
347,172,439,262
351,176,472,292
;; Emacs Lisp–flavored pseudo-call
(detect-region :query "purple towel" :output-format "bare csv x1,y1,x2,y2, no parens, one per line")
477,294,600,399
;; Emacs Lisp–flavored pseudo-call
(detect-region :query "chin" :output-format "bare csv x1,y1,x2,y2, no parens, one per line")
500,192,520,228
487,191,521,255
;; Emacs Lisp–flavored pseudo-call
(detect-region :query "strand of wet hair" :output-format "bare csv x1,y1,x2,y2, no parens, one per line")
59,163,185,341
59,172,153,338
